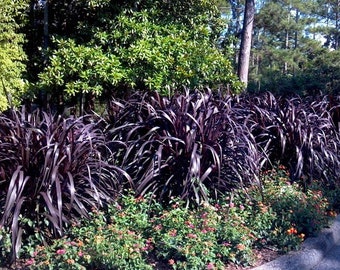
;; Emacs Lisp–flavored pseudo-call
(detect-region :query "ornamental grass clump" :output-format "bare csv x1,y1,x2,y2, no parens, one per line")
0,108,128,262
240,92,340,186
105,89,262,205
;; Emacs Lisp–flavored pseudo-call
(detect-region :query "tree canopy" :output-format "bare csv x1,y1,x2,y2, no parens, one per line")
0,0,27,111
32,0,242,113
2,0,340,112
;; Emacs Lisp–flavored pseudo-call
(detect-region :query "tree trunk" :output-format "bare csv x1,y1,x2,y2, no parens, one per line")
238,0,255,88
335,0,340,50
43,0,49,52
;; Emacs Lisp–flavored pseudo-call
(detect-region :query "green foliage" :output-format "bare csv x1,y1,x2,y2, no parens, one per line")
38,39,125,97
110,9,240,94
0,226,11,264
256,166,330,252
150,201,256,268
0,0,28,111
32,193,157,270
249,42,340,95
37,0,241,105
309,49,340,94
22,176,335,269
246,0,340,95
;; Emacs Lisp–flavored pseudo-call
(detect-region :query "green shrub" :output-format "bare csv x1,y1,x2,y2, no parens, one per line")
31,193,158,270
24,178,332,269
0,226,11,264
256,166,331,252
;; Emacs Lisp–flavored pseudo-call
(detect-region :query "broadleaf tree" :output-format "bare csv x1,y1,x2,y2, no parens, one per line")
36,0,242,113
0,0,28,111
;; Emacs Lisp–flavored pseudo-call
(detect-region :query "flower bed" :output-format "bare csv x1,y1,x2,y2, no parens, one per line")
5,166,336,270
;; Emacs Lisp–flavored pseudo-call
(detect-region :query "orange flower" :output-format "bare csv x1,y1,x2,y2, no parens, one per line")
258,202,268,213
135,196,144,202
328,210,337,217
236,243,246,251
168,229,177,237
67,259,75,264
287,227,298,235
298,233,305,239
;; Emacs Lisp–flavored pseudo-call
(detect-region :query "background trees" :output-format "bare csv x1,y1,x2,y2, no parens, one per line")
244,0,340,95
1,0,340,112
237,0,255,87
31,0,242,114
0,0,28,111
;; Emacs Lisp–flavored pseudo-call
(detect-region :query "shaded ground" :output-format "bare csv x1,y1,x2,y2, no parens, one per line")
147,247,280,269
225,248,280,270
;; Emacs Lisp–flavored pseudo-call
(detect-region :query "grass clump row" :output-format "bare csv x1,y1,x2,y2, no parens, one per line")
1,90,340,268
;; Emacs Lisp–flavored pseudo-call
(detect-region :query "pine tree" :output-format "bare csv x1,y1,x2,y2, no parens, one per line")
249,0,322,94
314,0,340,49
238,0,255,87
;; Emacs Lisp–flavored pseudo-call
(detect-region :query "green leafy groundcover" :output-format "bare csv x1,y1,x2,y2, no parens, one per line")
4,166,337,270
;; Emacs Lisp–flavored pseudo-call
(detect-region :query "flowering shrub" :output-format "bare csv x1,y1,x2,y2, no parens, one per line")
14,166,337,269
29,239,90,270
31,212,153,270
251,166,331,252
150,197,257,269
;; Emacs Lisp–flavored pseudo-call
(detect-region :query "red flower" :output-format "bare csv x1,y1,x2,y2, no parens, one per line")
187,233,197,238
287,227,298,235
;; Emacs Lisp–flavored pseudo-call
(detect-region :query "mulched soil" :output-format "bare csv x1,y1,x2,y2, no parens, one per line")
225,247,280,269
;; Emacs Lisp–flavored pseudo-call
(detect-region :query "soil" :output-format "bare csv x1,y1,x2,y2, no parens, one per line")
224,247,280,269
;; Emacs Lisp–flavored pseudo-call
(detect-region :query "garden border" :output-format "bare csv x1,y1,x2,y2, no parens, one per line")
252,215,340,270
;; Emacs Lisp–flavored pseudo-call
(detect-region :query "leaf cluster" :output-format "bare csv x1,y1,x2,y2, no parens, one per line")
242,92,340,185
0,0,28,111
106,90,263,204
0,109,127,262
36,0,241,103
106,90,340,204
